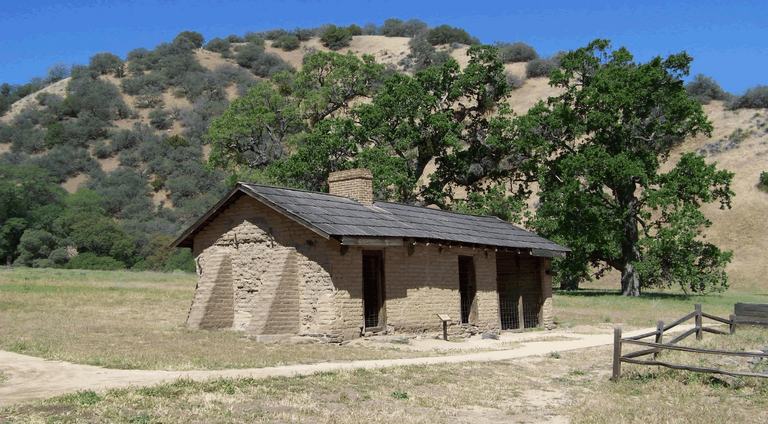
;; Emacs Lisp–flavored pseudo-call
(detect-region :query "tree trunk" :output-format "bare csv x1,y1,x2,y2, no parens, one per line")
618,182,642,296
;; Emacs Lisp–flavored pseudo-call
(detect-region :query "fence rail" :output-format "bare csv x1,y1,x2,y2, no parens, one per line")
611,303,768,380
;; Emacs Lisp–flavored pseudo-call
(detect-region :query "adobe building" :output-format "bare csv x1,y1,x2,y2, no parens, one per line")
173,169,569,341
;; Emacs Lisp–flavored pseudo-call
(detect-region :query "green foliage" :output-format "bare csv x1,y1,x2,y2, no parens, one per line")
31,145,99,182
391,390,409,400
425,25,478,45
294,28,316,41
207,81,295,169
88,52,124,77
523,39,732,295
66,252,125,270
728,85,768,109
505,72,524,89
149,107,172,130
243,32,265,45
204,38,231,55
173,31,205,50
0,164,65,263
266,45,516,208
495,42,538,63
46,64,71,82
272,34,300,51
131,234,195,272
320,25,352,50
209,51,384,173
404,34,451,71
343,25,360,36
525,56,560,78
262,29,289,40
64,76,130,121
235,42,293,77
89,168,152,219
685,74,730,104
15,229,60,266
759,171,768,192
380,18,427,37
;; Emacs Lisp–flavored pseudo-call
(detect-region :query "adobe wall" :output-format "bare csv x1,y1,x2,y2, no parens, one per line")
187,193,553,340
328,244,504,337
190,195,340,337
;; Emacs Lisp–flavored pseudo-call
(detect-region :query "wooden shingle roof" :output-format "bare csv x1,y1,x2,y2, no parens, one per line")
173,182,569,257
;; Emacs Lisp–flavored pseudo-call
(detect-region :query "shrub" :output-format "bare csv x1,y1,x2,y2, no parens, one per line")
173,31,204,50
425,25,477,45
32,145,99,182
48,247,70,266
347,24,363,36
134,94,164,109
728,85,768,110
686,74,730,104
263,29,289,40
226,34,244,43
88,52,124,77
46,64,70,83
65,77,130,121
496,42,538,63
526,56,560,78
15,229,60,266
243,32,266,45
759,171,768,192
380,18,427,37
66,252,125,270
505,72,525,89
204,37,231,54
93,140,113,159
89,167,152,219
294,28,315,41
121,72,168,96
272,34,300,51
404,35,451,71
320,25,352,50
149,107,172,130
236,43,293,77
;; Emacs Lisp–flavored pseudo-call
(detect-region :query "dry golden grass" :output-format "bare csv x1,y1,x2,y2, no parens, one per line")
3,326,765,423
572,327,768,424
0,268,431,370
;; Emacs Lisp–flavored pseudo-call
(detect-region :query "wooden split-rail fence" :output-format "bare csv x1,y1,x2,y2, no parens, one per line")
612,304,768,380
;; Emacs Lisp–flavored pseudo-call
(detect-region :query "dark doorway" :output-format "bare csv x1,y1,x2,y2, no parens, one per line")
458,256,477,324
362,251,385,330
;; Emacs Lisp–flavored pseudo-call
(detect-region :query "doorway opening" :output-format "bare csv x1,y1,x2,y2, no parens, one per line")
362,251,385,331
458,256,477,324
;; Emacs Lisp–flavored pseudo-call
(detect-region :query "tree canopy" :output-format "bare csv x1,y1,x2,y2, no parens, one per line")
521,40,734,295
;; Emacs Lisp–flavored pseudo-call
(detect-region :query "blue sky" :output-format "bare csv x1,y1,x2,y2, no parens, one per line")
1,0,766,93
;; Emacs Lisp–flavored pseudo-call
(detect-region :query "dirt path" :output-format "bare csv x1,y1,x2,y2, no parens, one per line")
0,326,674,407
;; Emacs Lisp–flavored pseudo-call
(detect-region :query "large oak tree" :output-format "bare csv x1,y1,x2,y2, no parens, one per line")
521,40,734,296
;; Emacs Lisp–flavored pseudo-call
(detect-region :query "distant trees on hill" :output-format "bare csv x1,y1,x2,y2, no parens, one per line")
320,25,353,50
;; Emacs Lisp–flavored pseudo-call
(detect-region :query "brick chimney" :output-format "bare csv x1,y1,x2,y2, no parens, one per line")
328,168,373,205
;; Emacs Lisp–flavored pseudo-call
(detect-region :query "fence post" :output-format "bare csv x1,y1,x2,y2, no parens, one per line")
695,304,702,341
729,314,736,335
612,326,622,381
654,320,664,359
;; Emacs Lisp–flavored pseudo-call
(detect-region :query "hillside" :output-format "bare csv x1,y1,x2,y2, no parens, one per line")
0,30,766,289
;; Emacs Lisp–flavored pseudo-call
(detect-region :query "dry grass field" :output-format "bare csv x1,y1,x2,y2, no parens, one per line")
0,267,767,422
1,326,765,423
0,268,432,370
1,267,765,370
